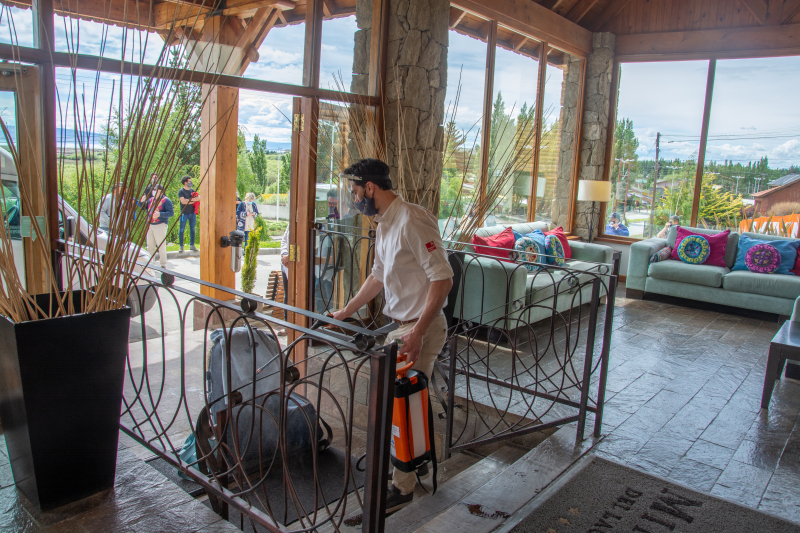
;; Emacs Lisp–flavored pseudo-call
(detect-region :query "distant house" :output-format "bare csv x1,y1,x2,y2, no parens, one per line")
753,175,800,214
768,173,800,188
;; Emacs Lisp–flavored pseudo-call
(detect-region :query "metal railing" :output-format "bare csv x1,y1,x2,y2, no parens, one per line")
57,242,397,533
309,225,618,454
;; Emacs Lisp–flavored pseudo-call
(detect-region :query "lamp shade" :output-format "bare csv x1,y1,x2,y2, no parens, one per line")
577,180,612,202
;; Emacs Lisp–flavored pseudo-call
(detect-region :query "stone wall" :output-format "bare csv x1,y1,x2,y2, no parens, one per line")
353,0,449,214
573,32,615,241
550,54,583,230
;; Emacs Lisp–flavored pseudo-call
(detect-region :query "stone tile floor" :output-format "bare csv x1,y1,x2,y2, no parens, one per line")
0,433,240,532
591,288,800,524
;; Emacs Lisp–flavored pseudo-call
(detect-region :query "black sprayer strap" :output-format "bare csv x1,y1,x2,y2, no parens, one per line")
427,392,438,495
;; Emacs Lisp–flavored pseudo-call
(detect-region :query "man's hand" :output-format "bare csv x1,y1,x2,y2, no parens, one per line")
398,327,423,364
281,254,289,267
331,307,352,321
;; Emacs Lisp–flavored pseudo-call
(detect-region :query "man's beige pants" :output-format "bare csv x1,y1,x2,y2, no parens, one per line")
146,224,168,267
387,312,447,495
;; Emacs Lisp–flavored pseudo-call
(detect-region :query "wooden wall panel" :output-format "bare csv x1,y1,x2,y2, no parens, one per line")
603,0,765,34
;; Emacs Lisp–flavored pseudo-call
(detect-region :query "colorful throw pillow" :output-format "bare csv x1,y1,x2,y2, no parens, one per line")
544,235,566,266
514,237,545,272
649,247,672,264
544,226,572,259
471,227,517,262
671,227,730,267
792,251,800,276
512,229,524,242
733,235,800,275
677,235,711,264
746,243,781,273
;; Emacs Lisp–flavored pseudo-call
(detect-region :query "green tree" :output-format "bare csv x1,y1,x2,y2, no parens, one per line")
267,153,291,194
249,134,269,193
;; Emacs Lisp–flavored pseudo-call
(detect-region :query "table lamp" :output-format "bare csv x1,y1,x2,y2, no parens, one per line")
577,180,612,243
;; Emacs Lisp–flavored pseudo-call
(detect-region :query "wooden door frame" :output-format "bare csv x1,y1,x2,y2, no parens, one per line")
0,64,48,294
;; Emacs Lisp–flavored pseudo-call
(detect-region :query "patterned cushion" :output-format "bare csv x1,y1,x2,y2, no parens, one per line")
544,235,566,266
649,247,672,264
746,243,781,273
514,237,544,272
677,235,710,265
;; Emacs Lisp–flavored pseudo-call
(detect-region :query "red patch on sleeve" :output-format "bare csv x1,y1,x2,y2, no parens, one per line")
426,241,436,252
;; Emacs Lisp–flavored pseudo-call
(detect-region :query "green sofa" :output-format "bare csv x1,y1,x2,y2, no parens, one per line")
627,226,800,316
453,222,617,332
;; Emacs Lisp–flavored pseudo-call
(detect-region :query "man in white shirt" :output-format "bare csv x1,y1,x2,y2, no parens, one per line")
332,158,453,513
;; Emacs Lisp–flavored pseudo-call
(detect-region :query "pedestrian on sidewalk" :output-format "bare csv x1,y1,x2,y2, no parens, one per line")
332,158,453,513
178,175,199,252
237,192,259,247
146,185,174,268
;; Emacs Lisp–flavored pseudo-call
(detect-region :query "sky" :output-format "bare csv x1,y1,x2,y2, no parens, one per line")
1,5,798,169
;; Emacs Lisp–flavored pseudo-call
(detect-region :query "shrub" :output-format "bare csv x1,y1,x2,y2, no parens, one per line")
765,201,800,217
241,228,260,294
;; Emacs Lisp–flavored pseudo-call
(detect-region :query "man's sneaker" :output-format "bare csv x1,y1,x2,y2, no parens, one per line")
154,252,159,260
190,245,199,252
386,485,413,514
180,247,184,253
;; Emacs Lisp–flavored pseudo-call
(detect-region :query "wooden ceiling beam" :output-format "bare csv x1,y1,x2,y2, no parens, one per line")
584,0,634,32
765,0,784,24
616,24,800,61
565,0,600,23
539,0,565,12
153,0,294,29
783,0,800,23
449,7,467,28
740,0,768,25
513,34,528,51
452,0,592,57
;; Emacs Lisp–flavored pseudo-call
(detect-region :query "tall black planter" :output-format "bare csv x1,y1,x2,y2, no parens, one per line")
0,291,130,510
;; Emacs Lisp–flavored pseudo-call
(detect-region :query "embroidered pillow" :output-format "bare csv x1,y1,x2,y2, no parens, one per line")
677,235,711,264
733,235,800,275
472,227,516,262
544,226,572,259
746,243,781,273
649,247,672,264
792,249,800,276
514,237,545,272
544,235,566,266
671,227,730,267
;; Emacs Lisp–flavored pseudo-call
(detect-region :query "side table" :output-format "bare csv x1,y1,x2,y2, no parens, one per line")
762,320,800,409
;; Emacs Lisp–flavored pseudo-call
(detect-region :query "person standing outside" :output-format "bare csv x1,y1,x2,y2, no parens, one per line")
605,212,630,237
146,185,174,268
331,158,453,513
657,214,680,239
178,175,199,252
277,226,290,337
237,192,259,247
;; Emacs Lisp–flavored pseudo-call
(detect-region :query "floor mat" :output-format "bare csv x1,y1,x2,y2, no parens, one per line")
508,454,800,533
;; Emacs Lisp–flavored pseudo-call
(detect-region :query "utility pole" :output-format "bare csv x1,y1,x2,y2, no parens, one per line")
622,160,633,225
648,132,660,238
733,175,744,196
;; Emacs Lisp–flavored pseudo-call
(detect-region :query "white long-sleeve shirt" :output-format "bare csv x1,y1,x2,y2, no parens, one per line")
372,196,453,321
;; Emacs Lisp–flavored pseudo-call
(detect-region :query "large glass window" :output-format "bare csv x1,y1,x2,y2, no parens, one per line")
702,57,800,229
606,60,710,238
0,6,34,48
485,28,540,228
438,27,488,239
248,18,306,85
536,48,581,230
320,14,367,94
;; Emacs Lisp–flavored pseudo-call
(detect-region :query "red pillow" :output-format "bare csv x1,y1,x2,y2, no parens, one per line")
791,251,800,276
544,226,572,259
670,227,730,267
471,227,516,262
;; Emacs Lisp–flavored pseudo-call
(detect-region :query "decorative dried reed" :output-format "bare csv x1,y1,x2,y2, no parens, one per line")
0,1,243,322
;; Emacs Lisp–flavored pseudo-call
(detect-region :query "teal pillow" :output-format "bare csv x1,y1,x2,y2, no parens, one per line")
514,236,544,272
677,235,710,265
544,235,565,266
733,235,800,275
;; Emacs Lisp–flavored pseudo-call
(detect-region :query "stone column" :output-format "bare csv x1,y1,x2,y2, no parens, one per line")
550,54,583,230
384,0,450,214
573,32,615,241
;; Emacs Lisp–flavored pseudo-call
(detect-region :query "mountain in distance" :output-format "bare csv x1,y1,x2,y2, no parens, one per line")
55,128,292,152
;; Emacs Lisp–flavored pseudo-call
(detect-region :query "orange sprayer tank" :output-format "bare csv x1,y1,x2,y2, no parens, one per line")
390,354,437,491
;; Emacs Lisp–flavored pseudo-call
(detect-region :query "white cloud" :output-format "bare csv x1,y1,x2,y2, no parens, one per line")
773,139,800,159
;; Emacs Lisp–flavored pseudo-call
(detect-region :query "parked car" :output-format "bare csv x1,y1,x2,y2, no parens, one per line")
0,148,156,317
